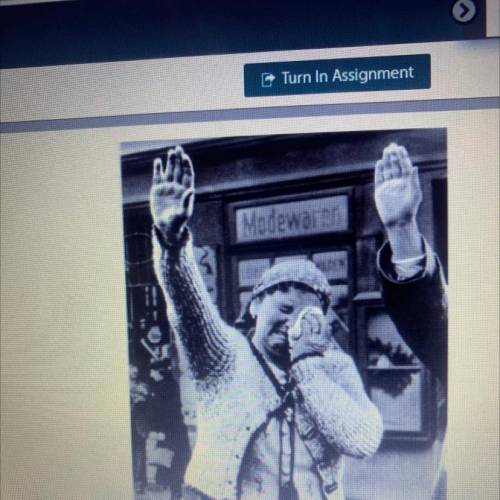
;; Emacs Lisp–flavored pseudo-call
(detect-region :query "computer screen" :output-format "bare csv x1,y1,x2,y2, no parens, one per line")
1,2,499,499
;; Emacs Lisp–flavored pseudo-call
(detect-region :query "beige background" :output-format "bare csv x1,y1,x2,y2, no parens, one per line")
1,39,499,122
1,110,499,499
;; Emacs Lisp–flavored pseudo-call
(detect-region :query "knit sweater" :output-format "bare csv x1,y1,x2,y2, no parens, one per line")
153,230,383,499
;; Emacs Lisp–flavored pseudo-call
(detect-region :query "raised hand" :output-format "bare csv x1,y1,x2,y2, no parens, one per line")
374,143,422,228
374,143,424,260
150,145,195,243
374,143,423,228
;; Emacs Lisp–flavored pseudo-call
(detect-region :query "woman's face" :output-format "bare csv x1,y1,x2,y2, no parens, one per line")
251,285,322,368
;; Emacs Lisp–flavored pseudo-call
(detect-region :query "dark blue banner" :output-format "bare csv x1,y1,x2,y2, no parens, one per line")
0,1,486,69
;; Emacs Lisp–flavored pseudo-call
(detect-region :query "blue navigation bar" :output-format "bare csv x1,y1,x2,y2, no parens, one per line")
0,1,485,69
244,55,431,97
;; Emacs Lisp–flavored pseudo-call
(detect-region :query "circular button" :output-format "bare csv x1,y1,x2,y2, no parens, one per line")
452,0,477,23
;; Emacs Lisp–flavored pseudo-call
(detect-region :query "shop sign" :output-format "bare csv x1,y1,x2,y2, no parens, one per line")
235,195,349,243
312,251,348,280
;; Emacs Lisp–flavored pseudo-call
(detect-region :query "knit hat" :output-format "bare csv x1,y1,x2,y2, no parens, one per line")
251,259,331,309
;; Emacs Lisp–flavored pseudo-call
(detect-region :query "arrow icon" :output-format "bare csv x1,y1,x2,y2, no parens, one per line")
452,0,476,23
261,72,276,88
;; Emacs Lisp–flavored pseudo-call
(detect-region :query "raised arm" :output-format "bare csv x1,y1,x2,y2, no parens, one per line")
374,143,424,263
150,146,234,384
374,143,448,385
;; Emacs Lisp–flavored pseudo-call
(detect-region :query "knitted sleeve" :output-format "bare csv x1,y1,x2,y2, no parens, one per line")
152,227,234,384
291,349,383,458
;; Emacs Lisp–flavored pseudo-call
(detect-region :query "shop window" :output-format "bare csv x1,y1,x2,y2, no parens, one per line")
355,297,436,441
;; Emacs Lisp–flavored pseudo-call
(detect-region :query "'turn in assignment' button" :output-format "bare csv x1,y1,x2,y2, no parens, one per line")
244,54,430,97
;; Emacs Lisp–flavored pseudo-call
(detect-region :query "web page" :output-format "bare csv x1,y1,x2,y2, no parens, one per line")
1,2,499,500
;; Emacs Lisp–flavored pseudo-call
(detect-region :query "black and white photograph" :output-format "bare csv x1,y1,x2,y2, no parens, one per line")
120,128,448,500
